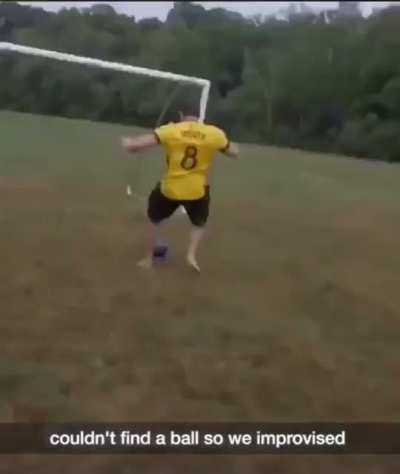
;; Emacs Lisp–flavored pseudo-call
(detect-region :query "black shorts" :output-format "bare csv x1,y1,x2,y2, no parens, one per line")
147,183,210,227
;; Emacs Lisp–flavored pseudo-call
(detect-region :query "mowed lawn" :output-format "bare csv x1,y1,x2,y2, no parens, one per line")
1,110,399,473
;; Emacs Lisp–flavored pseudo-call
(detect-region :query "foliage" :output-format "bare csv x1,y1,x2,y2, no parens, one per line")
1,1,400,162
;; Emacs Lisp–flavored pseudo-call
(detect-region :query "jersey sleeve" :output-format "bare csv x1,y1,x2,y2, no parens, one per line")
154,124,174,145
215,129,230,152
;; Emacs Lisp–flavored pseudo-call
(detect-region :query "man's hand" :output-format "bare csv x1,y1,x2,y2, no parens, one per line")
121,133,159,154
121,137,135,152
223,142,239,159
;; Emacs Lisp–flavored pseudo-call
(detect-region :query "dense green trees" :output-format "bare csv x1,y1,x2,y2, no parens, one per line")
1,1,400,162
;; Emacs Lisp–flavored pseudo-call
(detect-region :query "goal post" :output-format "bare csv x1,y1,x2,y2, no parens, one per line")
0,41,211,122
0,41,211,210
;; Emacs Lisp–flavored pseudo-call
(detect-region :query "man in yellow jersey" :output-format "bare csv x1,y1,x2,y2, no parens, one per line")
121,109,239,272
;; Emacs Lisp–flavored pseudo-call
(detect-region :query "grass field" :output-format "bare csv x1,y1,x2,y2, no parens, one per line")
1,110,399,472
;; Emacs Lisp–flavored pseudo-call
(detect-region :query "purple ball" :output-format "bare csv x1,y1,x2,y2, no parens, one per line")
153,244,168,260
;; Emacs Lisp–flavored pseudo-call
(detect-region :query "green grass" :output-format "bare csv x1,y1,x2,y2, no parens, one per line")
1,110,400,473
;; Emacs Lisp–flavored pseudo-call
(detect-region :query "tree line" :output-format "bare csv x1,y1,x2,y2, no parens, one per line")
1,1,400,162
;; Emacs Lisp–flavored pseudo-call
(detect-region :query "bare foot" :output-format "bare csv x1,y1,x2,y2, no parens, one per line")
187,254,200,273
137,256,153,269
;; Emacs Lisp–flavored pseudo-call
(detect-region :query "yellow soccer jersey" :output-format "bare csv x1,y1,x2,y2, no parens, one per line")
154,121,229,200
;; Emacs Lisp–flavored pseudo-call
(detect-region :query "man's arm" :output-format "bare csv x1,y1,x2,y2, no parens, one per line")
221,141,239,160
216,129,239,160
121,133,159,154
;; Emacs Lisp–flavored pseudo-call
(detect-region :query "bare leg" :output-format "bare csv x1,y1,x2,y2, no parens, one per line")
137,221,158,269
186,226,205,273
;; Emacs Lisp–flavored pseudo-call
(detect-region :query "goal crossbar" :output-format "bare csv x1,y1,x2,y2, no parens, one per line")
0,42,211,122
